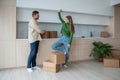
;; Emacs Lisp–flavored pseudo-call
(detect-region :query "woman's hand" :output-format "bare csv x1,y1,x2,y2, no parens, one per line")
68,44,71,49
59,9,63,12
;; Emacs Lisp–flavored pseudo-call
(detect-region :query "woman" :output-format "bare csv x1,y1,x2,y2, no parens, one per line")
51,9,75,68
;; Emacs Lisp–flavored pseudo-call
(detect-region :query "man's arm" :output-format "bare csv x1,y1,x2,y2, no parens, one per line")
30,21,44,34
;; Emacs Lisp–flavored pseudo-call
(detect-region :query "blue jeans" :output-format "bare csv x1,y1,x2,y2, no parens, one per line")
51,35,70,65
27,41,39,68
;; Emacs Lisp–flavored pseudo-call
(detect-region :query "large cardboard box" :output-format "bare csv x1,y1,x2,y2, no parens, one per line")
104,57,120,68
43,60,60,73
50,52,65,64
50,31,58,38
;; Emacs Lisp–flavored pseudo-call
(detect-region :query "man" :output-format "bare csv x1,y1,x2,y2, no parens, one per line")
27,11,45,72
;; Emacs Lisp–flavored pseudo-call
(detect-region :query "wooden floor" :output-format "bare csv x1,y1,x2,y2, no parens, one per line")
0,60,120,80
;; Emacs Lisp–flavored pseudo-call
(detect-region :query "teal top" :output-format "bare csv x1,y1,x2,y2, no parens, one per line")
58,12,74,44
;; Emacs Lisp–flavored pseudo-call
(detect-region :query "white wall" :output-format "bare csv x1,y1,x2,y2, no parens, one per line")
17,8,110,25
111,0,120,6
17,0,114,16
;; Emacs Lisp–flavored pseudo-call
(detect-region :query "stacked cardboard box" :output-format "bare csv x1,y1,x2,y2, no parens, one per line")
43,52,65,73
104,49,120,68
50,52,65,64
111,49,120,57
104,57,120,68
43,60,60,73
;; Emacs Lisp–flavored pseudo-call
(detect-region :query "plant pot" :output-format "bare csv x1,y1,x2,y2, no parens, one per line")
98,58,103,62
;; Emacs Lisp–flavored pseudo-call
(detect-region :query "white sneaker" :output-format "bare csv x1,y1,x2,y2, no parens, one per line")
64,52,66,55
32,66,40,70
63,65,68,68
27,68,33,72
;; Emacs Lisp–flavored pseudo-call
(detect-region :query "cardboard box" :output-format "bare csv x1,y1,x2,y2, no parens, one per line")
42,31,50,38
114,55,120,59
104,57,120,68
41,31,58,38
43,60,60,73
50,52,65,64
101,31,110,38
111,49,120,57
50,31,58,38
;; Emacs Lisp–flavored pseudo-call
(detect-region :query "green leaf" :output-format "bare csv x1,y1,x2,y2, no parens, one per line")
90,41,112,59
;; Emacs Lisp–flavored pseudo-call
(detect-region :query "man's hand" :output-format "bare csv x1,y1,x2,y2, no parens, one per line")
42,30,46,35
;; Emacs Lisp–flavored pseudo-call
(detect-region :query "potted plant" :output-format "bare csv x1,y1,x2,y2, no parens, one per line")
90,41,112,62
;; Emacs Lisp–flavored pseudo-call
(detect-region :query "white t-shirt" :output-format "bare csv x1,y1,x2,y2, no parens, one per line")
28,18,43,43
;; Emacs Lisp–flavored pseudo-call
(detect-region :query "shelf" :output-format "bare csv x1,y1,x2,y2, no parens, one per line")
16,21,108,26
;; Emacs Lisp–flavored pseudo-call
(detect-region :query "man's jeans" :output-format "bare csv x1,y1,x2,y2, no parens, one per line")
27,41,39,68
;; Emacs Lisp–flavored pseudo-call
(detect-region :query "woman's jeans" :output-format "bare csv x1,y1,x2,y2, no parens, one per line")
27,41,39,68
51,36,70,65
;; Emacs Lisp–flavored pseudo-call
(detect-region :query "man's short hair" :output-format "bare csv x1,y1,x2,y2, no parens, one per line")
32,11,39,16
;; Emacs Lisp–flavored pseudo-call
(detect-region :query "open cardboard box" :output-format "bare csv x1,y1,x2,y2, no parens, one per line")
43,60,61,73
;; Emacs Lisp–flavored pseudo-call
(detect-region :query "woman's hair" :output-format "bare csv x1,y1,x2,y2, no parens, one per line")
66,16,75,34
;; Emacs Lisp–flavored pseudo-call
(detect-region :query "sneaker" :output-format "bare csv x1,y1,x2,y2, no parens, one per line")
62,64,68,68
27,68,33,72
32,66,41,70
64,52,66,55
